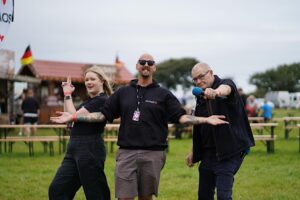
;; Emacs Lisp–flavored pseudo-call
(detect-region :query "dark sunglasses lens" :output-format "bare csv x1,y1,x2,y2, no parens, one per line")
147,61,155,66
139,60,146,65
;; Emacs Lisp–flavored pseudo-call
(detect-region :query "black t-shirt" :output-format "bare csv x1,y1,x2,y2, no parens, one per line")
21,97,39,113
101,79,186,150
193,75,255,161
71,94,107,136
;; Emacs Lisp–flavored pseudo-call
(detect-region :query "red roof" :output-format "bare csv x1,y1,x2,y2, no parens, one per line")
18,59,134,84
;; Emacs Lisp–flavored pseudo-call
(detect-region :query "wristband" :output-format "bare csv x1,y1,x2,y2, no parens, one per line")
71,114,76,122
64,92,72,96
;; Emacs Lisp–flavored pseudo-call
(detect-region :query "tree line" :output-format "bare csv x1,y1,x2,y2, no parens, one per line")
148,58,300,97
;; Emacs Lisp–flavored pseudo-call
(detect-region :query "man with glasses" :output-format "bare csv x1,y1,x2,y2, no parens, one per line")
51,54,228,200
186,62,255,200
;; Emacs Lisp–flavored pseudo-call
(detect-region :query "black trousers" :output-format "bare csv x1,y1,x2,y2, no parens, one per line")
198,150,244,200
49,135,111,200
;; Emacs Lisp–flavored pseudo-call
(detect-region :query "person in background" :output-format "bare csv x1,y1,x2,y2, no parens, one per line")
51,53,228,200
186,62,255,200
49,66,112,200
21,88,40,136
245,95,258,117
259,99,273,122
0,91,6,114
15,89,27,136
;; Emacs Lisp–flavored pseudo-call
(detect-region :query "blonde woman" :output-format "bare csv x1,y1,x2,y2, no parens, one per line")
49,66,112,200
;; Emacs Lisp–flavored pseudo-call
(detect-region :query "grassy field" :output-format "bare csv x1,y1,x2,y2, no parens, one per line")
0,109,300,200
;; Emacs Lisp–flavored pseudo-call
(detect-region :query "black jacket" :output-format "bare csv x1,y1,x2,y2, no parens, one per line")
192,75,255,161
101,79,186,150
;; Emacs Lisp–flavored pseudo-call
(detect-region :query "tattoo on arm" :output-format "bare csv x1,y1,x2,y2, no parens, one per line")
182,115,205,125
76,112,106,122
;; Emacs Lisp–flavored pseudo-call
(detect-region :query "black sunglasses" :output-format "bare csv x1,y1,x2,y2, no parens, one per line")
138,60,155,66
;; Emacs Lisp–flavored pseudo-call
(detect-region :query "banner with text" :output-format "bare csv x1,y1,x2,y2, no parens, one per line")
0,0,14,46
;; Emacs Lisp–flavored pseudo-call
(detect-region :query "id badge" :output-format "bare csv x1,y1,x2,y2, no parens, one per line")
132,110,140,121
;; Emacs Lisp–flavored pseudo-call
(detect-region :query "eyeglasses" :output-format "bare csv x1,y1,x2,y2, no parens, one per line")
192,71,209,82
138,60,155,66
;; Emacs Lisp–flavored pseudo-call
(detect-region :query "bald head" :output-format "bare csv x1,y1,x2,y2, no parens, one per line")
191,62,214,89
138,53,155,62
136,53,157,81
191,62,211,77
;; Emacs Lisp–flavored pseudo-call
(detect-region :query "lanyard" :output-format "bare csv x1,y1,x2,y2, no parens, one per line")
136,86,146,111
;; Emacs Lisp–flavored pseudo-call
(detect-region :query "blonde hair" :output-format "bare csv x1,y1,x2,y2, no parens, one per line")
85,66,113,96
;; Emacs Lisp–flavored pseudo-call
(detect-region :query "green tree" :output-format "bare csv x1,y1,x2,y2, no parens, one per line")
249,63,300,97
153,58,199,90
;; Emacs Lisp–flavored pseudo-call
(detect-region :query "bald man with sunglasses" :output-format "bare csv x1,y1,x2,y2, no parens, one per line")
51,54,228,200
186,62,255,200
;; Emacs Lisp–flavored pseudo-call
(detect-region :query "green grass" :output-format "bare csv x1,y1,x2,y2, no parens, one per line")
0,137,299,200
0,108,300,200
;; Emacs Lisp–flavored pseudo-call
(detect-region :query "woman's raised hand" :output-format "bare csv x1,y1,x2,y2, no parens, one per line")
61,76,75,95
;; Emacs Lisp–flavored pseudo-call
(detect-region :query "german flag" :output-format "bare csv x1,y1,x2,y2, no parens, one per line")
21,45,33,65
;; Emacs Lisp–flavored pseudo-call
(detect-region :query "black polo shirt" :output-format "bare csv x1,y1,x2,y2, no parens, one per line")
192,75,255,161
101,79,186,150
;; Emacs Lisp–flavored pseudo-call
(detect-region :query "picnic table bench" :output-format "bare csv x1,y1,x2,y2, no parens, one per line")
106,123,278,154
250,123,278,153
248,117,264,123
0,124,120,156
0,136,59,156
0,123,279,155
283,117,300,139
0,124,67,156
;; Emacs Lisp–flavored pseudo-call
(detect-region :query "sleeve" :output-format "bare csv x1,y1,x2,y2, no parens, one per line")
220,79,239,105
100,91,121,123
84,96,107,113
165,91,186,123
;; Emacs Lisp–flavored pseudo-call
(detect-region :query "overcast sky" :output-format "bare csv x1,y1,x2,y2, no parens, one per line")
2,0,300,94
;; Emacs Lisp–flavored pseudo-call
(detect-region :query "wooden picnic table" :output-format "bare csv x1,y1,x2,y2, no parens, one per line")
0,124,121,155
282,117,300,139
250,123,278,153
248,117,264,123
250,123,278,137
0,124,67,155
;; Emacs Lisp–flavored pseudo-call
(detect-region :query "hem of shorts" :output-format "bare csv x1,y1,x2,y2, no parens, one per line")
119,146,166,151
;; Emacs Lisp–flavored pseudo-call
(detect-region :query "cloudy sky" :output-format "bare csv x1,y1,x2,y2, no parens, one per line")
2,0,300,93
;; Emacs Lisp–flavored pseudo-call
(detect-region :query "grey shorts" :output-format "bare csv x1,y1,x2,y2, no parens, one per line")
115,149,166,198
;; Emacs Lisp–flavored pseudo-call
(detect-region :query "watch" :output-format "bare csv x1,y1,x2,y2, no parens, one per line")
64,96,72,100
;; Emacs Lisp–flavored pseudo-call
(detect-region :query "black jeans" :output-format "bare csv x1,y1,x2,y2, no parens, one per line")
198,150,244,200
49,135,110,200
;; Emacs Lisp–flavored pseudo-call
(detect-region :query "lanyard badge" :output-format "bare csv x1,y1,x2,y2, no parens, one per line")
132,109,141,121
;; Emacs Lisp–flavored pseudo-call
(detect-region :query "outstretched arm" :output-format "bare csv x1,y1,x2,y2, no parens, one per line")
51,111,106,123
204,84,232,99
179,114,228,125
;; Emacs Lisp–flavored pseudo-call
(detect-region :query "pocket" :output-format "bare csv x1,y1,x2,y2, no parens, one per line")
115,149,123,162
115,151,136,181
